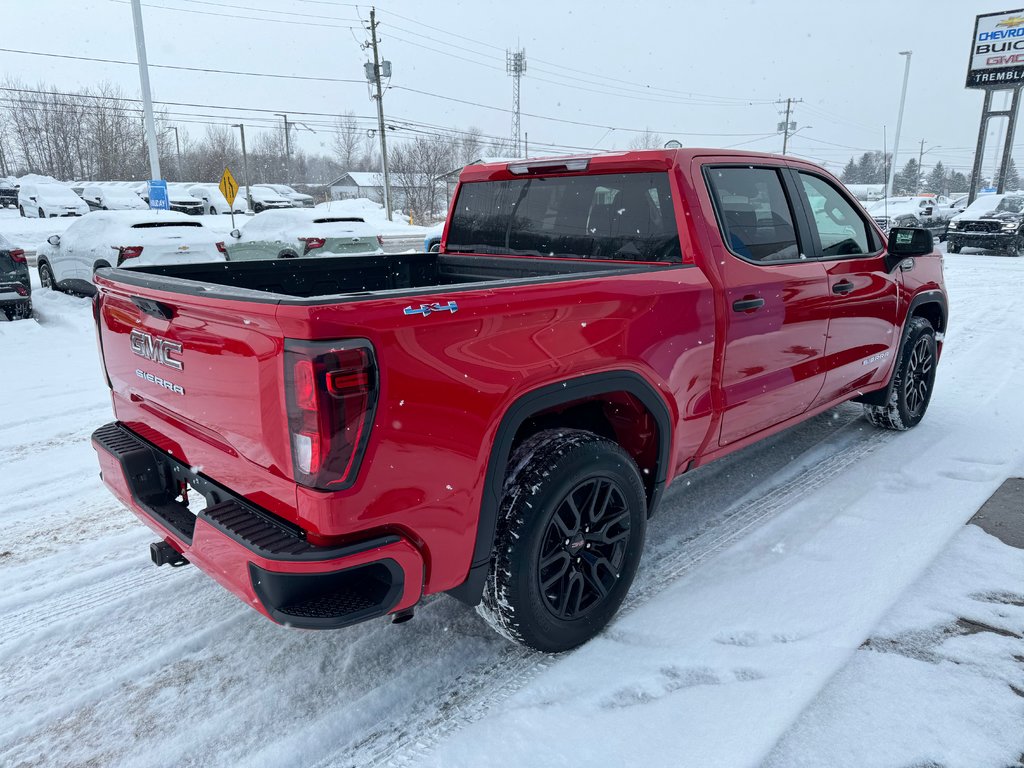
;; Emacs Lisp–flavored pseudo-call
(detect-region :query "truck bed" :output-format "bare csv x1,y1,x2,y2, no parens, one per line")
101,252,654,304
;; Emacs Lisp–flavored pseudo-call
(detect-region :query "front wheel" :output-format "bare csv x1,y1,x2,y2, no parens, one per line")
1008,239,1023,258
948,242,962,254
477,429,647,652
38,207,45,219
39,261,56,290
864,317,937,431
210,206,217,216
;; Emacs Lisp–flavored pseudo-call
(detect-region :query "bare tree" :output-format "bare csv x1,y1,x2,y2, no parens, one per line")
628,128,664,150
332,111,363,170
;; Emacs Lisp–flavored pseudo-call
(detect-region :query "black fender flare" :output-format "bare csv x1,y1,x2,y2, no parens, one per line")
854,289,947,406
447,370,673,605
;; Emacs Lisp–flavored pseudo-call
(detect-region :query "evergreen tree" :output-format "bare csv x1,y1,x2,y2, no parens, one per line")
999,158,1021,191
841,157,859,183
947,171,969,193
925,161,947,195
893,158,920,195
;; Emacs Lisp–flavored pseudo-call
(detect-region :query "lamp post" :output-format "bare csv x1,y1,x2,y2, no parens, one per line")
231,123,252,211
916,141,942,194
164,126,182,181
887,50,913,197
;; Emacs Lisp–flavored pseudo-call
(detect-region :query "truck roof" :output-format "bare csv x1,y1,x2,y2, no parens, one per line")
458,148,794,183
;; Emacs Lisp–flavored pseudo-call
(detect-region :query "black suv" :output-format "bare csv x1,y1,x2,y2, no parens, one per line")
0,233,31,320
0,177,18,209
947,194,1024,257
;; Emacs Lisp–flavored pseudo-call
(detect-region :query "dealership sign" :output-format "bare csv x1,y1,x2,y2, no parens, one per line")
967,9,1024,88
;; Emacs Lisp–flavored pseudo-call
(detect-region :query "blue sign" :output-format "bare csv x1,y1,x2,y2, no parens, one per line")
148,179,170,210
981,186,997,194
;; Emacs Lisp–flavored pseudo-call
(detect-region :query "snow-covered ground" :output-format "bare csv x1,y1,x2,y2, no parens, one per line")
1,245,1022,767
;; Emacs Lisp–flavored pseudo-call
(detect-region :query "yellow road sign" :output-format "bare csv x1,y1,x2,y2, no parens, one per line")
219,167,238,207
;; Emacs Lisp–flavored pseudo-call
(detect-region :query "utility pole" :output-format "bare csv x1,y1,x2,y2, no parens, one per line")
507,48,527,156
775,97,802,154
524,132,529,158
917,138,925,194
275,113,290,182
167,126,182,181
367,8,393,220
232,123,252,211
887,50,913,197
130,0,161,181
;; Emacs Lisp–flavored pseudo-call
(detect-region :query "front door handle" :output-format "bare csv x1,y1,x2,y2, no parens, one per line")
832,280,855,295
732,297,765,312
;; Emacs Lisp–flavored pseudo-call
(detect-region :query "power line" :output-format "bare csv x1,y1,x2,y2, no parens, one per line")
107,0,361,29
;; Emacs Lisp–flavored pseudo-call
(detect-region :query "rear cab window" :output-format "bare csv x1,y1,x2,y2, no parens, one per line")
446,171,681,262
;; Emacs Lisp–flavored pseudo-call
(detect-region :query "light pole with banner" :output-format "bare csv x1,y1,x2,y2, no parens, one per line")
966,9,1024,203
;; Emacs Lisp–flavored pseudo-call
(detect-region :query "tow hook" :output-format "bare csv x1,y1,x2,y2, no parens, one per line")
150,540,190,568
392,608,415,624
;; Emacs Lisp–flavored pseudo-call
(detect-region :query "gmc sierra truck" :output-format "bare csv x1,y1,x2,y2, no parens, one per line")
91,149,947,652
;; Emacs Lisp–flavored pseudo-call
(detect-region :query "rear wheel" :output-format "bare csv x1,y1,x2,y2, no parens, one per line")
864,317,937,431
948,242,962,254
38,207,45,219
18,205,24,217
210,206,217,215
477,429,647,652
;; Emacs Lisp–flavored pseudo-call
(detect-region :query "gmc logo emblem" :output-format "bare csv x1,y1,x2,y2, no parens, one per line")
129,329,183,371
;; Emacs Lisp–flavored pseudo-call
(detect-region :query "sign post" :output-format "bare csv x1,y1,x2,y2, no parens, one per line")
148,179,169,211
219,167,239,230
966,10,1024,203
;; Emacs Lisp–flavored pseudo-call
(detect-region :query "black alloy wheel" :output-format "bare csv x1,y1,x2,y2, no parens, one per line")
537,476,632,621
39,262,55,290
38,207,45,219
903,334,934,419
864,317,937,431
478,429,647,652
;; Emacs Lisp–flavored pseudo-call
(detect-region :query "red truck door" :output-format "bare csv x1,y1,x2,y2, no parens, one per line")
789,169,899,404
698,163,831,447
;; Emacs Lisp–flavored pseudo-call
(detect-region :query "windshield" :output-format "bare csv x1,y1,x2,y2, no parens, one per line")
959,195,1015,217
104,188,141,200
997,196,1024,214
39,185,80,202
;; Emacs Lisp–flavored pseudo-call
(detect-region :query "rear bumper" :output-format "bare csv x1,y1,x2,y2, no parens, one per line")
92,422,423,629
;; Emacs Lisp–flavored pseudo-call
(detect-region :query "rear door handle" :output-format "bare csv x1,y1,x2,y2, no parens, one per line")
732,297,765,312
832,280,855,295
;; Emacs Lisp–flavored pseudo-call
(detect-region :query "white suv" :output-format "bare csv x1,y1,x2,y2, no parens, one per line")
19,182,89,218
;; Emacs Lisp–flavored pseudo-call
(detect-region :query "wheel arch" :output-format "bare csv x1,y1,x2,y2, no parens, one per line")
854,289,946,407
447,370,673,605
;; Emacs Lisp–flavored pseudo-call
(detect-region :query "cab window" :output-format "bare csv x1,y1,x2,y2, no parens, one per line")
705,166,801,263
798,173,872,257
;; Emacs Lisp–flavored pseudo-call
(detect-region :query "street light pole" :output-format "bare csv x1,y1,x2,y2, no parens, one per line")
887,50,912,197
130,0,160,180
232,123,252,211
275,113,290,183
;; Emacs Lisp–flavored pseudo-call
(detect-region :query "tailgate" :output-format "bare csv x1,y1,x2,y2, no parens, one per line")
95,275,297,518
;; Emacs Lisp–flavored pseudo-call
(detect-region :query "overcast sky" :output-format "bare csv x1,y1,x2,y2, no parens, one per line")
0,0,1006,177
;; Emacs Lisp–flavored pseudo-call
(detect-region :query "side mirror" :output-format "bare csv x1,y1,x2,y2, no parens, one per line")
47,234,61,247
923,206,933,216
885,227,932,270
230,229,241,239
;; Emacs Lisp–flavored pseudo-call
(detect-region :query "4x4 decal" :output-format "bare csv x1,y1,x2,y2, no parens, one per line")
403,301,459,317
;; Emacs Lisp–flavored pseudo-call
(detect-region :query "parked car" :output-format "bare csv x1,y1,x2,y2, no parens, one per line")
946,193,1024,256
424,223,445,252
135,183,205,215
225,208,381,260
18,182,89,218
90,149,947,653
263,184,314,208
0,177,19,209
0,232,31,320
37,210,227,295
239,185,295,213
82,185,148,212
863,196,951,241
187,184,245,215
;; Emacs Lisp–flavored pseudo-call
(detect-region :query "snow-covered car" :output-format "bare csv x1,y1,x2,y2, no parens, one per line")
314,197,429,252
188,184,246,215
135,183,205,215
82,185,147,212
18,182,89,218
0,232,31,320
263,184,314,208
225,208,381,260
36,210,227,295
424,223,444,252
863,196,951,241
946,193,1024,256
0,177,18,208
239,185,294,213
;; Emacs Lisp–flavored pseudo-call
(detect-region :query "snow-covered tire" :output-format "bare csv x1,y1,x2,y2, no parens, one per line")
948,242,962,254
864,317,937,431
477,429,647,653
38,261,56,290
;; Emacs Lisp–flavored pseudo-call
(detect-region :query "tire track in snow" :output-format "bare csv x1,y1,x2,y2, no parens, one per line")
327,421,894,768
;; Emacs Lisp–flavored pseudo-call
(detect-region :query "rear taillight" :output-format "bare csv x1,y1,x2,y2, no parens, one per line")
300,237,326,255
115,246,143,265
215,241,227,255
9,248,25,263
14,284,28,296
284,339,378,490
376,234,385,246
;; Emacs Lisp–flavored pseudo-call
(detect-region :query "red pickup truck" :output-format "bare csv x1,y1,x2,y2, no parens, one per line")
91,150,947,652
